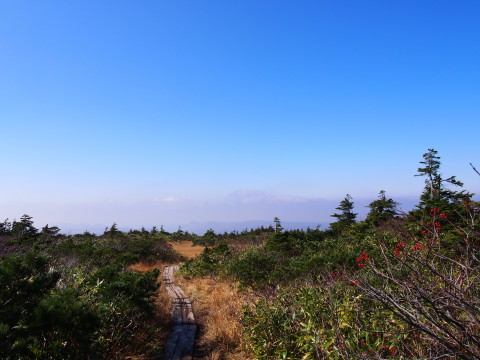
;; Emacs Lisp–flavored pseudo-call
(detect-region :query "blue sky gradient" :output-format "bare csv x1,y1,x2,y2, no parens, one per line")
1,1,479,232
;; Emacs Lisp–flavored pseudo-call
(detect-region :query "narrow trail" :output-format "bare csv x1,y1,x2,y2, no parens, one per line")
163,265,197,360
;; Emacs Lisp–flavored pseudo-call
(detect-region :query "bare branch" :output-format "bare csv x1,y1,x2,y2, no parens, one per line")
470,163,480,177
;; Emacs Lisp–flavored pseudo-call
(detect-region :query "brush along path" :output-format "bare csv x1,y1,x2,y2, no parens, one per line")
163,265,197,360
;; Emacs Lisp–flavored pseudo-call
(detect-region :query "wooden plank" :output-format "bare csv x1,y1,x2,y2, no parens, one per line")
163,266,197,360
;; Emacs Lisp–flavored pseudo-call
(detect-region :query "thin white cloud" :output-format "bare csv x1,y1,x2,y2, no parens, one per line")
226,189,308,204
227,190,267,203
153,196,182,203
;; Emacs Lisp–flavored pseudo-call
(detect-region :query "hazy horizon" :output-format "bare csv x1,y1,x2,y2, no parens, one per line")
3,194,421,235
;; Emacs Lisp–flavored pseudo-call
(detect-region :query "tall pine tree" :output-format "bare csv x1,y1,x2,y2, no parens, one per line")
415,149,467,210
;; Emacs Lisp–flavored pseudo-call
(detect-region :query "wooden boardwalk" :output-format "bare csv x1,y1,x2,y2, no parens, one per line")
163,266,197,360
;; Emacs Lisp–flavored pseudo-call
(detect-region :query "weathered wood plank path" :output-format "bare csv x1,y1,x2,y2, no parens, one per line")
163,265,197,360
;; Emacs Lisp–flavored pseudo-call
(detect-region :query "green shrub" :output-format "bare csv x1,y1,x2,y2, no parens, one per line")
87,265,160,357
265,229,324,256
243,283,403,359
228,246,277,289
30,288,99,359
180,241,231,278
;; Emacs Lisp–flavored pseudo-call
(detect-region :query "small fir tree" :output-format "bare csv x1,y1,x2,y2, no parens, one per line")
365,190,399,226
330,194,357,232
11,214,38,240
273,217,283,233
0,219,12,236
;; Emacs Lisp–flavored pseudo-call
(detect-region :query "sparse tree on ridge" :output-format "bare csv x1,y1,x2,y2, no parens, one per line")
330,194,357,232
104,222,121,238
0,219,12,236
12,214,38,240
40,225,61,242
415,148,469,211
408,148,478,232
273,217,283,233
365,190,398,226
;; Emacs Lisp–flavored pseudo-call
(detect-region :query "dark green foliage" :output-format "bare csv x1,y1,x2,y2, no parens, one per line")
11,214,38,241
273,217,283,233
265,229,324,256
416,148,469,209
88,266,160,356
411,149,474,231
181,226,370,289
0,219,12,236
228,247,277,289
330,194,357,233
180,241,231,278
0,253,60,328
243,283,402,359
170,226,198,242
365,190,398,226
0,218,181,359
201,228,217,246
90,264,159,313
0,253,60,358
0,248,163,358
0,250,163,359
181,228,329,289
104,222,121,237
40,224,61,242
187,225,275,246
265,231,301,254
31,289,98,359
50,230,181,268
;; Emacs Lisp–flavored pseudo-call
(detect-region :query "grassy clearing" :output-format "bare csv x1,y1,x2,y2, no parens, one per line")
168,240,205,259
176,276,251,360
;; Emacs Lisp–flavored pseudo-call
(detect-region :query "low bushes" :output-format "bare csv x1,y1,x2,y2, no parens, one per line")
0,251,162,359
243,283,402,359
0,225,181,359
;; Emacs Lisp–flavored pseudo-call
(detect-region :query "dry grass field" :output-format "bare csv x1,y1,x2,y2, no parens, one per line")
177,276,252,360
127,261,165,273
168,240,206,259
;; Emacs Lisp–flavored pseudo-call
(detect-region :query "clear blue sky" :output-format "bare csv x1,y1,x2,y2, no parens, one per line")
1,1,479,232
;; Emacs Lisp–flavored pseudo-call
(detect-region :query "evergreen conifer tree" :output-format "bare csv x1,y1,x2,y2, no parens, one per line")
415,149,468,210
11,214,38,240
330,194,357,232
365,190,398,225
273,217,283,233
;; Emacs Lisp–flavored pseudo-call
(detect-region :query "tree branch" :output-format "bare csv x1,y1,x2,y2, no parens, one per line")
470,163,480,177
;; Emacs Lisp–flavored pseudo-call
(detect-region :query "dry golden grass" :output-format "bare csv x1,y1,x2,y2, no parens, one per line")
153,277,174,342
177,276,252,360
127,261,166,273
168,241,206,259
